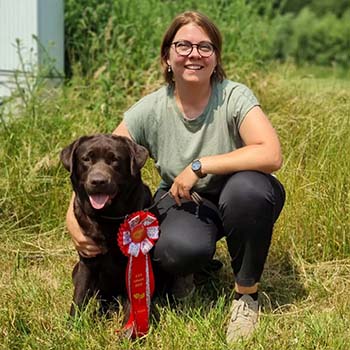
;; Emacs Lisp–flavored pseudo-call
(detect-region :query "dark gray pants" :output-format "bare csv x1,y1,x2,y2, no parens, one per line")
152,171,285,287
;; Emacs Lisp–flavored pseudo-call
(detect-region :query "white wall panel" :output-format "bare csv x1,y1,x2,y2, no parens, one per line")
0,0,64,98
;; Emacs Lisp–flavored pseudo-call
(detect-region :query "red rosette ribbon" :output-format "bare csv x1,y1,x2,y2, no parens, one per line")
117,211,159,338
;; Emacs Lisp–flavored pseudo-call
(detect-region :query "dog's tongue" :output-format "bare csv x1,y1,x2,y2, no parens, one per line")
89,194,110,210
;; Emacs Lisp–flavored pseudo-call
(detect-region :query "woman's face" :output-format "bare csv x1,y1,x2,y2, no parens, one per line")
167,23,217,87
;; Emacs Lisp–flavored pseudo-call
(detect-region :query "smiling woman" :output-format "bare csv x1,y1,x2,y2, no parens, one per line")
66,10,285,344
166,23,217,88
160,12,225,87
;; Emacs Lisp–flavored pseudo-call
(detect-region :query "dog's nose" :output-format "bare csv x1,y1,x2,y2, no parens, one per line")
89,173,109,186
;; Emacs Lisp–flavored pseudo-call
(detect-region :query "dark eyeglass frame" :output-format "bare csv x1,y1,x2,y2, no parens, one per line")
171,40,216,58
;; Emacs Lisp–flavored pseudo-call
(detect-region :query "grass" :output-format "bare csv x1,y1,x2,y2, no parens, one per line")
1,61,350,349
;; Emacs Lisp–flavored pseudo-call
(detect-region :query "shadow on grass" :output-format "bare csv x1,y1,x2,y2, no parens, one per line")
153,250,308,316
260,252,308,311
60,251,308,340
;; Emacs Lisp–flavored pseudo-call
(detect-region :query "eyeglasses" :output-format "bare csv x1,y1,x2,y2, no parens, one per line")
171,40,215,58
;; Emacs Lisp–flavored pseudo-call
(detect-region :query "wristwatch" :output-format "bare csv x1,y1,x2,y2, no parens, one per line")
191,159,206,178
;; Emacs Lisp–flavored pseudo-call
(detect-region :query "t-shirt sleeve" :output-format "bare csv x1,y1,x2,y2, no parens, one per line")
227,83,260,128
123,93,160,160
123,98,149,147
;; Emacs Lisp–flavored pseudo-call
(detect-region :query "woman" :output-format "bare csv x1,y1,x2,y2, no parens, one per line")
66,11,285,343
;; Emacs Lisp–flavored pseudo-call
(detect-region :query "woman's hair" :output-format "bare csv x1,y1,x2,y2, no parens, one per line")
160,11,226,87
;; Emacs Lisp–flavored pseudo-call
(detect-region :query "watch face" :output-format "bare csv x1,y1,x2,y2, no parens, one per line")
192,160,201,171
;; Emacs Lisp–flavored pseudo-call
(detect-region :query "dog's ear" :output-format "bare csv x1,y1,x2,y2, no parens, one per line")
125,138,149,176
60,141,75,172
60,136,92,173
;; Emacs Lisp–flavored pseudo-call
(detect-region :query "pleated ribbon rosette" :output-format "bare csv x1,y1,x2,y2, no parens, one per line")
117,211,159,338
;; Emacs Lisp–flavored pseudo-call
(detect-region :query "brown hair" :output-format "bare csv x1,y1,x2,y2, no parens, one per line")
160,11,226,87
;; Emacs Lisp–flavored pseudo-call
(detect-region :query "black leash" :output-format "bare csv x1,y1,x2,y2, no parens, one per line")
100,190,203,222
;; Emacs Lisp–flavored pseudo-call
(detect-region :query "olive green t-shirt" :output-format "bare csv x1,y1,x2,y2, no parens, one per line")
124,79,259,195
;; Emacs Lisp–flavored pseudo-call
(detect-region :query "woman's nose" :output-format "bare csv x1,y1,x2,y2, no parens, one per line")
188,45,201,58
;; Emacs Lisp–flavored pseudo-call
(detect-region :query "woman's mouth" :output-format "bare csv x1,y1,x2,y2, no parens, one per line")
184,64,203,70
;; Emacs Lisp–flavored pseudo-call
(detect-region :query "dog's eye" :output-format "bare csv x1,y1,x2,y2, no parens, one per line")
81,155,90,163
107,153,120,165
82,151,95,163
111,159,120,167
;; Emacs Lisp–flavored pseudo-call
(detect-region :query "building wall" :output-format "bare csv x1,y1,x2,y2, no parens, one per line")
0,0,64,98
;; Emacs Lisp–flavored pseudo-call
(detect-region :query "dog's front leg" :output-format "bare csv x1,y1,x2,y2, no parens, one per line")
70,258,99,317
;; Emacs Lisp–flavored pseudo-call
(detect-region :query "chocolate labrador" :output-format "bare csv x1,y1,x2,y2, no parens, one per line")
60,134,153,316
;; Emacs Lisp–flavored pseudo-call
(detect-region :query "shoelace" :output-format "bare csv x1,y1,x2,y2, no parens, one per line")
231,299,256,321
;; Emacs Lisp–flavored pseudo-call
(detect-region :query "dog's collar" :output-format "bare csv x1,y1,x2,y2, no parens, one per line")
99,214,126,222
99,191,172,221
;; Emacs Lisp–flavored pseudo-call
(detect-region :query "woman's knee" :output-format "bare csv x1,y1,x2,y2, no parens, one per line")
152,229,216,274
218,172,280,235
219,171,276,215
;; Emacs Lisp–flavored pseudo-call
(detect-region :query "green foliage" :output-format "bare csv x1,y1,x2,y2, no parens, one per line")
279,0,350,17
63,0,350,78
274,8,350,67
64,0,282,80
254,66,350,261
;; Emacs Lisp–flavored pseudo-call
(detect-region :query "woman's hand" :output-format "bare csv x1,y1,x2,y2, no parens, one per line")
170,165,200,206
70,226,104,258
66,194,104,257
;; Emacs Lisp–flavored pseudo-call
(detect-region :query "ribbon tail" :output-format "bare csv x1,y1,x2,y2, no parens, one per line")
120,308,135,338
134,254,154,336
128,254,155,337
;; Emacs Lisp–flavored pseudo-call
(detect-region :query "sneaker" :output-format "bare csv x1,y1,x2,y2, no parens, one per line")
226,294,259,343
171,273,195,299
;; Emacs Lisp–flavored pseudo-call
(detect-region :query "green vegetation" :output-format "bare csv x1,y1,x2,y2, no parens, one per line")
1,1,349,349
64,0,350,77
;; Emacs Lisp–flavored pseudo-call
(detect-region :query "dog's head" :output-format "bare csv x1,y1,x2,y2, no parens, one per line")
60,134,148,210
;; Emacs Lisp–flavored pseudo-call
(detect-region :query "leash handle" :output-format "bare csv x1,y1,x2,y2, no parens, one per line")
144,191,171,211
146,190,203,211
101,190,203,221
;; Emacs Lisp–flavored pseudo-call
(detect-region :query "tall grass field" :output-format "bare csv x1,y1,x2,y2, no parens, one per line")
1,1,350,349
